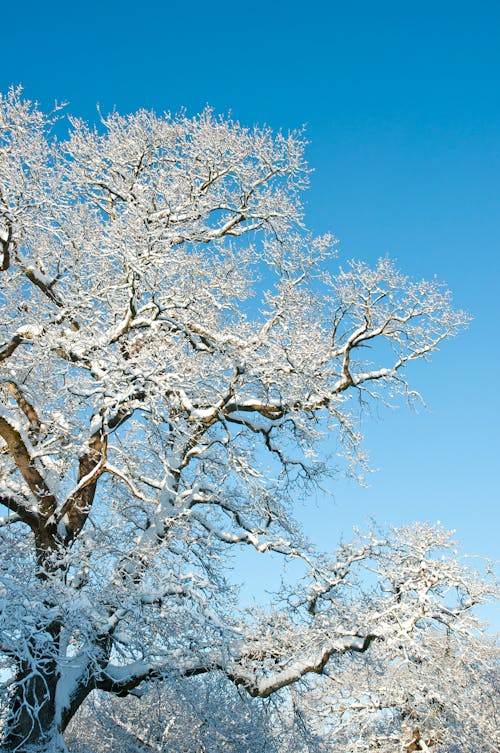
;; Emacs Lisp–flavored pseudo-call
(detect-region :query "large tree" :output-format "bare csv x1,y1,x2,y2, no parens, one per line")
0,87,492,752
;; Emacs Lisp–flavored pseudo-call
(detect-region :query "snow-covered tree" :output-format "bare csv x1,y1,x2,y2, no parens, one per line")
0,87,492,751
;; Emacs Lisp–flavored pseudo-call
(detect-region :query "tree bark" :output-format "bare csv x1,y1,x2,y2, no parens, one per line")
2,634,61,751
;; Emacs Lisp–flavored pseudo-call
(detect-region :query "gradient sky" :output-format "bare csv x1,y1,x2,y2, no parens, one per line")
2,1,499,625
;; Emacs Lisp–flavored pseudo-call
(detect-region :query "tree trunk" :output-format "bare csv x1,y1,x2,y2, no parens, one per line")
2,622,105,752
2,659,61,752
1,615,73,753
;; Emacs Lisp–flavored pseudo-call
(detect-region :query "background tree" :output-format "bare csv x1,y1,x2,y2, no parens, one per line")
0,87,492,752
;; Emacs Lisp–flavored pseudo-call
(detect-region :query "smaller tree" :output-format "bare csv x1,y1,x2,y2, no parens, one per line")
290,630,499,752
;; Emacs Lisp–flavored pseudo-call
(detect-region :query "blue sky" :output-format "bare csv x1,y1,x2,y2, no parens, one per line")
2,1,499,623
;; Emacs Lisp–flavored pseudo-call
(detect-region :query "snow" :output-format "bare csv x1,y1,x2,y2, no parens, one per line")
24,264,54,288
55,656,88,722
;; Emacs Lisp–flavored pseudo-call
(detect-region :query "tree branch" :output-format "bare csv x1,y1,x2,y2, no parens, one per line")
0,416,56,519
232,633,378,698
56,425,107,544
4,381,42,437
0,493,39,528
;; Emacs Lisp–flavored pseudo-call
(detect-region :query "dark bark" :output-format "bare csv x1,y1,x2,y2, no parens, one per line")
1,628,97,751
2,626,61,752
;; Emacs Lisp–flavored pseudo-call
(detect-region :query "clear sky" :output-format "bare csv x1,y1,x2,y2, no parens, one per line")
2,1,499,624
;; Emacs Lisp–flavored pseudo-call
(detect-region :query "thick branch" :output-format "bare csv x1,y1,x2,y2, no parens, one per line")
233,633,378,698
20,263,64,309
0,416,56,519
0,333,27,362
55,400,138,543
4,381,42,436
0,493,39,528
0,219,12,271
95,633,378,701
56,426,108,544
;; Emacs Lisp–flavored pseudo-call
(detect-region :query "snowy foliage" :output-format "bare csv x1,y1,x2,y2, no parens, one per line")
286,601,500,752
0,87,494,751
67,674,288,753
